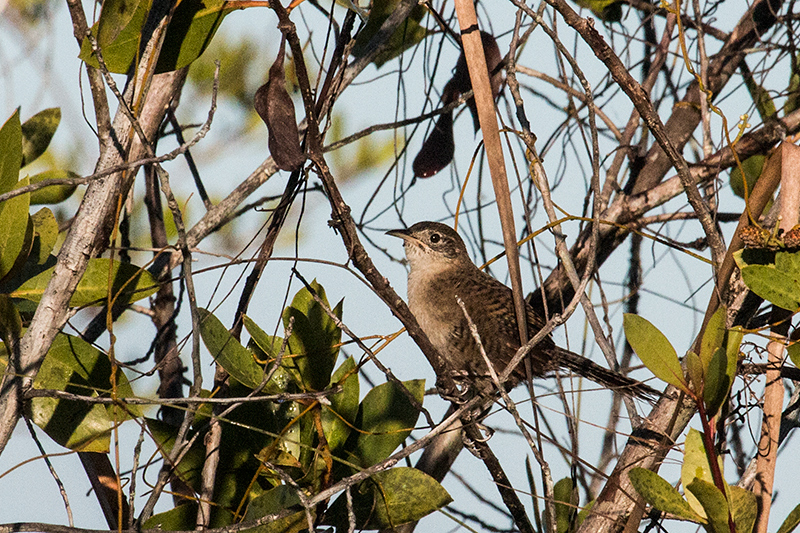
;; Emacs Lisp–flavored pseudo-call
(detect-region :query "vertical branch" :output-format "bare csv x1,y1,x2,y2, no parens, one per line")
754,142,800,533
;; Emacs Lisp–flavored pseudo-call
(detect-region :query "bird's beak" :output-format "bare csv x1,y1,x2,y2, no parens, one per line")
386,228,423,248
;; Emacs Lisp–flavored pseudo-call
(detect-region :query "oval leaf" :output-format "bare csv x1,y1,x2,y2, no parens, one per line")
347,379,424,468
325,467,452,530
0,110,22,192
78,0,150,73
0,178,31,282
686,478,730,533
740,265,800,311
681,428,715,519
198,308,263,389
730,486,757,533
28,169,79,205
11,258,158,306
628,467,704,523
623,314,688,393
321,356,359,453
21,108,61,167
254,37,304,172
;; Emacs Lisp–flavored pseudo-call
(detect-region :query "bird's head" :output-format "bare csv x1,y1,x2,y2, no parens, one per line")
387,221,471,272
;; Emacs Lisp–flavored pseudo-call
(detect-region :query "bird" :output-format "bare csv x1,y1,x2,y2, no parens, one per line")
387,221,656,399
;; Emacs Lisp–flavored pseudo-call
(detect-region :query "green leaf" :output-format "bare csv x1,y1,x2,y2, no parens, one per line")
730,155,766,199
243,314,295,394
155,0,238,73
143,502,235,530
574,0,623,21
554,477,577,533
27,333,139,451
78,0,151,73
729,486,757,533
686,478,730,533
282,280,343,391
0,177,32,282
627,467,704,523
0,110,22,193
0,294,22,349
740,265,800,311
321,356,359,453
703,347,731,417
347,379,424,468
28,169,79,205
742,69,777,122
198,308,263,389
11,258,158,306
776,251,800,281
700,306,726,369
623,314,688,393
352,1,429,67
682,428,716,519
789,342,800,369
20,108,60,167
325,467,452,530
777,501,800,533
242,485,305,533
685,351,704,395
29,208,58,264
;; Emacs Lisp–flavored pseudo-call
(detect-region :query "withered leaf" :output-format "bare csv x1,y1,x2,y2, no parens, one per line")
412,110,454,179
254,37,305,172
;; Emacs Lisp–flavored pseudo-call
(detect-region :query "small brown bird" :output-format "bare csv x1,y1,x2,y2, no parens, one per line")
388,221,655,399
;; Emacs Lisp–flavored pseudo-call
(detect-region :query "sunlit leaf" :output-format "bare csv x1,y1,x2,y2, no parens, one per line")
12,258,158,306
686,478,730,533
0,110,22,193
0,177,31,283
623,314,688,393
682,428,716,519
740,265,800,311
777,501,800,533
20,108,60,167
28,169,79,205
730,486,757,533
628,467,703,523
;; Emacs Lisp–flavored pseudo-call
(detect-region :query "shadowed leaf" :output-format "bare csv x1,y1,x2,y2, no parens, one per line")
412,110,454,178
21,108,60,167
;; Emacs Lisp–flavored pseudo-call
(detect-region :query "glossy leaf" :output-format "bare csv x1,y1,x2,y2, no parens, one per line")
0,177,31,282
29,333,139,451
198,308,263,389
686,478,730,533
12,258,158,306
628,467,703,523
321,356,359,453
78,0,151,73
325,467,451,530
254,37,304,172
28,169,79,205
740,265,800,311
20,108,60,167
682,428,716,519
0,111,22,193
730,486,757,533
777,501,800,533
623,314,688,393
281,280,343,392
242,485,305,533
347,379,424,468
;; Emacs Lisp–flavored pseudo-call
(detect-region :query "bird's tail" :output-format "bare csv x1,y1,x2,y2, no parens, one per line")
551,346,659,400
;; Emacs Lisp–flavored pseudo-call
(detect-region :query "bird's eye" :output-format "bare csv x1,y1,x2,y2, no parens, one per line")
429,233,441,244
